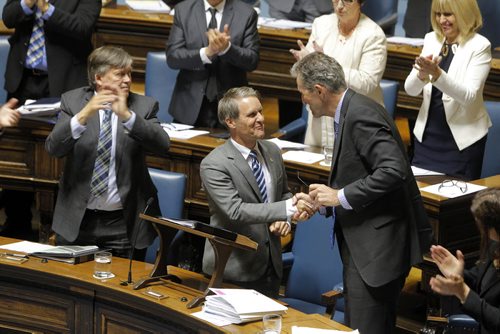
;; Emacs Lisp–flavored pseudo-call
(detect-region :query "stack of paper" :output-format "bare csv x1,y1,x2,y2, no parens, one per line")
203,289,287,324
18,97,61,118
0,241,101,264
125,0,170,13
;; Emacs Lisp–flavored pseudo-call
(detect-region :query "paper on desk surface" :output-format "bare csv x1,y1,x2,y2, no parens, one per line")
0,240,57,253
387,36,424,47
191,311,232,327
420,182,487,198
292,326,359,334
267,137,308,150
163,128,209,139
411,166,445,176
258,17,312,29
282,150,324,164
125,0,170,13
161,122,193,131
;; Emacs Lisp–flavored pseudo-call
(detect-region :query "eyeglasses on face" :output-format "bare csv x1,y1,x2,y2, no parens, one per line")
438,179,468,193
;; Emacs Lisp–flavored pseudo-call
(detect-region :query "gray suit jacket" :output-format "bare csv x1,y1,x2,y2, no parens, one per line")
45,87,171,249
201,140,292,282
166,0,259,125
403,0,432,38
269,0,332,15
330,89,432,287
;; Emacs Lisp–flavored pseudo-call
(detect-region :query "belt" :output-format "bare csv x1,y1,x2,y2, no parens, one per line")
24,68,48,76
85,209,123,216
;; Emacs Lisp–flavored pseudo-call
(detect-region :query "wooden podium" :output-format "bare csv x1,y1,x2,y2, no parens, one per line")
134,214,258,308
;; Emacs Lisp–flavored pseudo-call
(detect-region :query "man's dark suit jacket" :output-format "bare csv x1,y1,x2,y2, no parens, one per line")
462,260,500,334
45,87,171,249
166,0,259,125
2,0,101,97
330,89,432,287
403,0,432,38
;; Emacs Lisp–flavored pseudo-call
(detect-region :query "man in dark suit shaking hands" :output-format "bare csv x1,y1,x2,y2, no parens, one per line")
291,52,432,334
166,0,259,128
46,46,170,259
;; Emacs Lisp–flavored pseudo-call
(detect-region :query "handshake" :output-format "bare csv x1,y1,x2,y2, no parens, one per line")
292,183,341,222
268,184,340,237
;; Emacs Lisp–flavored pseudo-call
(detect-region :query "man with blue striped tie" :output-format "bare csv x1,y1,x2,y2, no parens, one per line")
1,0,101,239
200,86,313,298
46,47,171,259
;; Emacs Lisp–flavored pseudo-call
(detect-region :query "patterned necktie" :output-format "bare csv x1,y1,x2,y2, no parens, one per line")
249,150,268,203
90,110,113,197
26,10,45,68
205,7,218,101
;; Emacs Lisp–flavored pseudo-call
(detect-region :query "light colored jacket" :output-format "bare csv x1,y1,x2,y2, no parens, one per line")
405,32,492,150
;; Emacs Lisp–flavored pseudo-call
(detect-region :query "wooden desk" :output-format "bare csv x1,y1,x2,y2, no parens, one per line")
0,237,351,333
91,6,500,118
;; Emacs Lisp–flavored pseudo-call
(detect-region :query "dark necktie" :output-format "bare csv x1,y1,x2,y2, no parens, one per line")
208,7,217,29
205,7,219,101
90,109,113,197
26,10,45,68
249,150,268,203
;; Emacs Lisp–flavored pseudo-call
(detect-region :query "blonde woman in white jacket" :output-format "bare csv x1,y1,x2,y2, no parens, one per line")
404,0,491,180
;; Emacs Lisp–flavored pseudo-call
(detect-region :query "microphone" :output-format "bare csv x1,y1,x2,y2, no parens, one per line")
122,197,154,286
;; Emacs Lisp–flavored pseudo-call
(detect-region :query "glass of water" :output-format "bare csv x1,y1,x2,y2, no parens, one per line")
262,314,282,334
94,251,113,279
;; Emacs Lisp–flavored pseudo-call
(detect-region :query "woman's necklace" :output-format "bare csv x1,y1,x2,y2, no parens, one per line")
338,21,356,44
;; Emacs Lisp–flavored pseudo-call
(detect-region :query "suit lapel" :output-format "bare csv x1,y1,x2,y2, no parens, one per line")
478,260,498,296
226,140,263,202
194,1,209,46
220,0,234,31
328,89,354,186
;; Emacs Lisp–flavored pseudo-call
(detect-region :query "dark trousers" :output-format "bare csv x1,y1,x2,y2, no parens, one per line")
56,209,145,261
225,259,281,299
1,69,51,238
194,96,224,129
339,233,407,334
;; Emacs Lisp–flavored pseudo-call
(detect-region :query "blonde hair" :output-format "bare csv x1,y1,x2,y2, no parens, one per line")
430,0,482,43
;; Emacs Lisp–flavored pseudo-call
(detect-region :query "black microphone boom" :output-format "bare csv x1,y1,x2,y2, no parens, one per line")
124,197,154,286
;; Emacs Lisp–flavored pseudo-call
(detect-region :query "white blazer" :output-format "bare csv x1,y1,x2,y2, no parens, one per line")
405,32,492,151
303,13,387,147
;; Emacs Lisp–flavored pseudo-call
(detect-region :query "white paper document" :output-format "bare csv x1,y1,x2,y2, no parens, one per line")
292,326,359,334
267,137,308,150
161,122,193,131
204,288,287,324
387,36,424,47
258,17,312,29
282,150,324,164
411,166,445,176
125,0,170,13
0,241,62,254
163,128,209,139
191,310,233,327
420,182,487,198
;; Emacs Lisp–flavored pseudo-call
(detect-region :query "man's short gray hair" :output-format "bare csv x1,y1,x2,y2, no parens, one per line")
290,52,347,93
218,87,261,127
87,46,133,89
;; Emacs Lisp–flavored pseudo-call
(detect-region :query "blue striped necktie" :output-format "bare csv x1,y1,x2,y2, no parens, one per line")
249,150,268,203
26,10,45,68
90,109,113,197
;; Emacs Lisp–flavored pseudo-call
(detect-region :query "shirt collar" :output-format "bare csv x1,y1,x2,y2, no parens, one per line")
204,0,225,13
334,89,348,126
230,138,260,160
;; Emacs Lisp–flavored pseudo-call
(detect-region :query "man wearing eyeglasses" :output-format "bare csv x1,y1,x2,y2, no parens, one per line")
268,0,332,23
292,52,433,334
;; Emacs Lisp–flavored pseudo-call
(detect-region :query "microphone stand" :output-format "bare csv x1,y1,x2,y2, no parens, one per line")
121,197,154,286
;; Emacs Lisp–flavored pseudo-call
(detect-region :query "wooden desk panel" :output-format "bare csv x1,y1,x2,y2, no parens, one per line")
0,237,351,333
